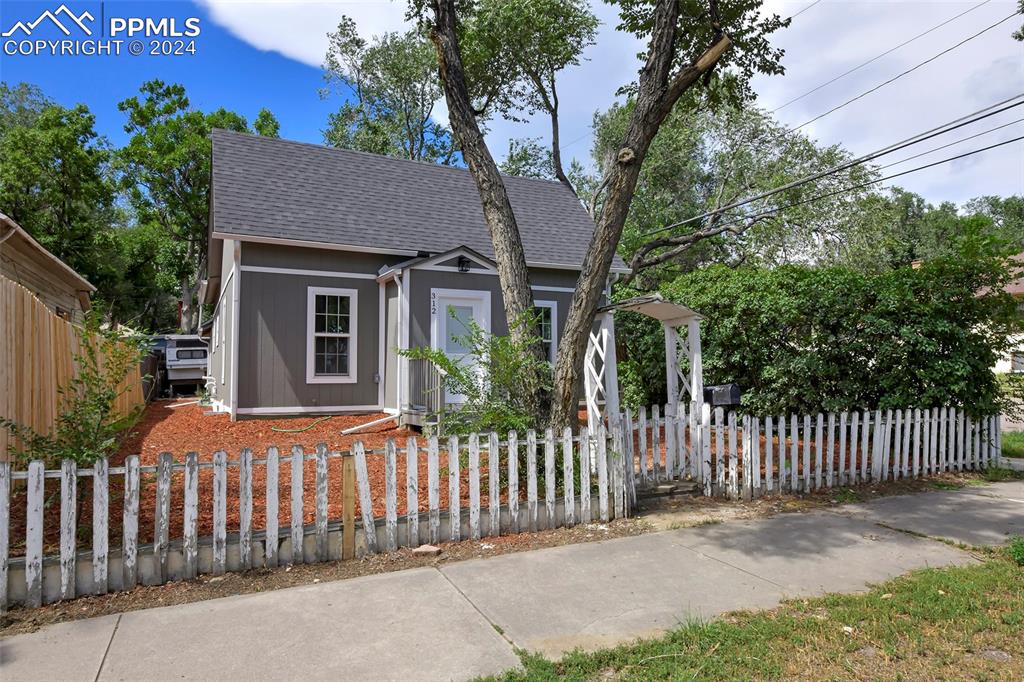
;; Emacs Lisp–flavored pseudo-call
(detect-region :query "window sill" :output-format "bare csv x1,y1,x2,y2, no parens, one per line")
306,374,358,385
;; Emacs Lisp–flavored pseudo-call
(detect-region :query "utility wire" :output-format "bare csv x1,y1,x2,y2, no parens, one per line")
686,134,1024,235
792,10,1020,131
878,117,1024,170
772,0,993,113
560,0,999,155
643,94,1024,236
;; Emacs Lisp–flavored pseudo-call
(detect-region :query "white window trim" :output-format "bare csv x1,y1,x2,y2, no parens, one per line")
534,300,558,364
306,286,359,384
219,312,225,386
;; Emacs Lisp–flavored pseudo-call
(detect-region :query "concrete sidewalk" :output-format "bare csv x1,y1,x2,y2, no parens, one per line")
3,481,1022,681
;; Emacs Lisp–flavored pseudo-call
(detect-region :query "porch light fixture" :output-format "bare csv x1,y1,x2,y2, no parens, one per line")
457,256,471,273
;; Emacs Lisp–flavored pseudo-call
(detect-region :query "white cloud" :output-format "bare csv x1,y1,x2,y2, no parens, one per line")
198,0,411,68
201,0,1024,204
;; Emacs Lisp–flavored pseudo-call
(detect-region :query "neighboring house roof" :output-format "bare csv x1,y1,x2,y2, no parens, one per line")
0,212,95,312
210,129,627,271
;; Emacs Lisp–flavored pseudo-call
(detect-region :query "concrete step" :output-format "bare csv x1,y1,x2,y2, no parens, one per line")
636,480,700,499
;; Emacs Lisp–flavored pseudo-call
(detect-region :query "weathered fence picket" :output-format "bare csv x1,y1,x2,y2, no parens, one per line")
544,429,556,529
507,432,519,534
212,450,227,576
154,452,172,582
354,442,378,554
428,436,441,543
597,426,610,522
701,404,712,497
468,434,481,541
407,436,420,547
265,447,279,568
563,427,575,527
526,430,538,532
92,454,109,593
579,428,592,523
0,462,8,612
291,445,305,564
59,460,76,601
638,407,649,483
448,436,461,542
122,456,139,589
765,416,775,493
385,439,398,551
183,452,198,580
728,412,738,500
25,460,43,608
715,407,725,494
488,432,500,537
316,444,329,559
651,404,661,481
240,448,253,569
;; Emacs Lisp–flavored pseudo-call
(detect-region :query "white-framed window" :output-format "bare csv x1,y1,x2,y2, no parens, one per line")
534,300,557,364
306,286,358,384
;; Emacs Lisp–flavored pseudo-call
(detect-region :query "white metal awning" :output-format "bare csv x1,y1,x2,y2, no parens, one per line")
598,293,701,325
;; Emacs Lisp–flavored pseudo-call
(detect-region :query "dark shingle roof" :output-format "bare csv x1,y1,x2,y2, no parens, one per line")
211,129,624,270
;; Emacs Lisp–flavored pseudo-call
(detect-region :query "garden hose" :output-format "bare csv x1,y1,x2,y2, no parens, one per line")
270,416,331,433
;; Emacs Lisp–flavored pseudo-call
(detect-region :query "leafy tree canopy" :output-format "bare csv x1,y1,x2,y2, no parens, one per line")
322,17,455,163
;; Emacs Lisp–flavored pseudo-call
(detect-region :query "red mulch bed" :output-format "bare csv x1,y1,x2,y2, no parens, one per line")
8,401,491,557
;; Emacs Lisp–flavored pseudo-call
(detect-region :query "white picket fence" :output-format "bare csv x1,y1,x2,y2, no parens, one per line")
620,404,1003,499
0,403,1005,611
0,427,632,611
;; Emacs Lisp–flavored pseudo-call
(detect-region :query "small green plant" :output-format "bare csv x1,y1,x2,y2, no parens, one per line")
401,308,552,437
981,466,1024,483
1001,431,1024,458
1006,537,1024,566
1,312,149,467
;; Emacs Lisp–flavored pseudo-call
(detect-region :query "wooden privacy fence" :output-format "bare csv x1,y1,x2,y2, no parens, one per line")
0,427,632,610
620,403,1003,499
0,274,145,461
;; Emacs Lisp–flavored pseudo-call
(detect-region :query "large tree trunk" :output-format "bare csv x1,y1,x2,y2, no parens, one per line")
548,23,732,430
429,0,551,421
428,0,730,430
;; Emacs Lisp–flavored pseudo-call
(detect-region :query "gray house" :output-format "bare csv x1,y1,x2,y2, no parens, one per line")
203,130,626,421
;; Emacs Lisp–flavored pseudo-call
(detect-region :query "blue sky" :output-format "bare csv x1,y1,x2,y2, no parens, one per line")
0,0,335,145
1,0,1022,204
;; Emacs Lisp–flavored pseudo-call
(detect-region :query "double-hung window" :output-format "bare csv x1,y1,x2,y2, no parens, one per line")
533,301,557,364
307,286,358,383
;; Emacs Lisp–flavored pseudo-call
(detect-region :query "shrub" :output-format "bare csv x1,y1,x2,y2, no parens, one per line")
617,236,1023,416
400,309,552,437
1,312,149,467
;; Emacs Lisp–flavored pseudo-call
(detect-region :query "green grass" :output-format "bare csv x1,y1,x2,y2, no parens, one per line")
1002,431,1024,458
488,557,1024,681
981,466,1024,483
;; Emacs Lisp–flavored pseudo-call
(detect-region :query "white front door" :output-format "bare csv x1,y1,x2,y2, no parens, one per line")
431,289,490,404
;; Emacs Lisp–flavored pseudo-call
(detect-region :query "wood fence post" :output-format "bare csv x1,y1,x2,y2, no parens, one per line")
342,452,355,560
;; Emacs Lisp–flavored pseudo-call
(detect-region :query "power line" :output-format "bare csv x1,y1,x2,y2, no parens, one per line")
790,0,823,20
643,94,1024,236
772,0,993,113
792,10,1020,131
878,117,1024,171
692,134,1024,234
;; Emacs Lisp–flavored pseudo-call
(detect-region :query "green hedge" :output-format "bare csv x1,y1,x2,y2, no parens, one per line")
616,253,1021,417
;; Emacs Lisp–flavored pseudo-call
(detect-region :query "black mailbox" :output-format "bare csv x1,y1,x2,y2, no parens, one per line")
703,383,742,407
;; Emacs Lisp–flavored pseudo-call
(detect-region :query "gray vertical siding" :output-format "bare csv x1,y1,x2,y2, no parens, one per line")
237,270,381,411
209,241,236,408
225,240,595,414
